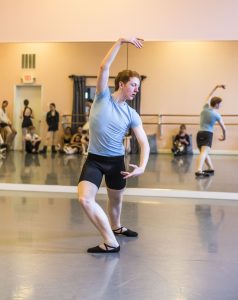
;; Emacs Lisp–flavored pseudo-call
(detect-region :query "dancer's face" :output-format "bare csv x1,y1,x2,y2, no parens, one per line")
2,101,8,108
120,77,140,100
50,104,55,111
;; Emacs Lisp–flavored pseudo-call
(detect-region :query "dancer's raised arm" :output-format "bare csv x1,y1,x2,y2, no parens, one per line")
205,85,225,106
96,37,143,94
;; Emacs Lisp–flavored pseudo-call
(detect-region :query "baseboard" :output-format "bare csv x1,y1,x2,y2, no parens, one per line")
0,183,237,201
158,149,238,155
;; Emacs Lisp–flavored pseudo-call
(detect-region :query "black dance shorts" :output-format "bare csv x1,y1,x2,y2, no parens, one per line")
196,131,213,149
78,153,126,190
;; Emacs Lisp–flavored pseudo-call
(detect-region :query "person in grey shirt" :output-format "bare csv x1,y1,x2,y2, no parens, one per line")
78,37,150,253
195,85,226,177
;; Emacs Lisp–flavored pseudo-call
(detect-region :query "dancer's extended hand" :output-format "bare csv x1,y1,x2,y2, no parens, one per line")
218,135,226,141
121,164,145,179
120,37,144,48
216,84,226,89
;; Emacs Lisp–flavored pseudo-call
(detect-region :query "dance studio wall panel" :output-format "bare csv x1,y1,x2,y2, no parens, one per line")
0,0,238,42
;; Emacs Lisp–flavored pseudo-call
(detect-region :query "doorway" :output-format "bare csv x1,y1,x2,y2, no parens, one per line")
14,85,42,150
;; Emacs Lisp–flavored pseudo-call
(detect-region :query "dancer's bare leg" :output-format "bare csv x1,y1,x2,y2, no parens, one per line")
107,187,125,230
196,146,211,172
205,155,214,170
78,180,119,249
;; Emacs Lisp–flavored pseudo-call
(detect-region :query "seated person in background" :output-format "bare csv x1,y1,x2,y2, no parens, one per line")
172,124,190,156
0,133,7,154
0,100,17,150
85,98,93,117
57,126,72,152
25,126,41,153
80,119,90,155
81,128,89,155
123,131,132,154
63,126,83,155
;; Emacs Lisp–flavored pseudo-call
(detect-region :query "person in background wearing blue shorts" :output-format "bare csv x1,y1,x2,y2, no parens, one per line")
195,85,226,178
78,37,150,253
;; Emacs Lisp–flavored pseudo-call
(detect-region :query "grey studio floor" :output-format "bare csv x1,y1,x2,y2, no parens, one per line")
0,152,238,300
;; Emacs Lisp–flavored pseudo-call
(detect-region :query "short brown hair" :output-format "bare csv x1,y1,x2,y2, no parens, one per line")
28,126,35,131
210,96,222,107
114,70,140,91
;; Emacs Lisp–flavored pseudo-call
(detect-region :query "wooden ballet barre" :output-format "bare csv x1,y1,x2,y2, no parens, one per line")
160,114,199,117
140,114,160,125
159,113,238,118
63,122,85,124
62,114,86,117
142,122,159,125
161,122,238,125
140,114,159,116
158,113,238,136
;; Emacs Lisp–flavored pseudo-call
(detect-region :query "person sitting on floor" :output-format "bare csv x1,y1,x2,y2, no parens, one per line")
57,126,72,153
25,126,41,154
81,128,89,155
171,124,190,156
0,133,7,159
0,133,7,153
63,126,83,155
0,100,17,150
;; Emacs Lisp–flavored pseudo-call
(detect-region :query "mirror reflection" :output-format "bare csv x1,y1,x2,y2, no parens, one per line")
0,41,237,192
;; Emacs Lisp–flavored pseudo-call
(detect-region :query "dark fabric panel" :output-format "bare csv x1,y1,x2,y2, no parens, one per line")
128,90,141,153
71,76,86,133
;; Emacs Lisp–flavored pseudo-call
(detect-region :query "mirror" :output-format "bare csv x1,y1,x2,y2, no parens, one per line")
0,41,237,194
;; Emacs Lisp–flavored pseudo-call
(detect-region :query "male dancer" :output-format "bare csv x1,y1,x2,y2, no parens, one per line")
195,85,226,178
78,37,150,253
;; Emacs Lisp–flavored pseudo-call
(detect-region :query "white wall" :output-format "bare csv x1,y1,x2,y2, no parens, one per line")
1,0,238,42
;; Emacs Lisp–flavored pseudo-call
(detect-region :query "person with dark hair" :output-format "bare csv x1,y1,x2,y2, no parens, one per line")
40,103,59,154
85,98,93,117
63,127,83,155
195,85,226,178
57,126,72,153
81,127,89,155
25,126,41,153
21,99,34,150
78,37,150,253
0,100,17,150
172,124,190,156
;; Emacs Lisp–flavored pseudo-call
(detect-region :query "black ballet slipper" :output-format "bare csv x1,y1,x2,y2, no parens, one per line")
195,171,210,178
113,226,138,237
203,169,215,175
87,243,120,253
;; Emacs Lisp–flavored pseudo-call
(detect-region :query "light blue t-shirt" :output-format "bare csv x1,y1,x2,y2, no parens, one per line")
200,104,222,132
88,88,142,156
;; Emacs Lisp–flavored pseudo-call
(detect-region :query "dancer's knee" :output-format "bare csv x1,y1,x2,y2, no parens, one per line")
78,194,92,210
78,181,98,210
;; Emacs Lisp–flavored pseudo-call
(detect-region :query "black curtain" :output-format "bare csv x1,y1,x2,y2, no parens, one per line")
128,91,141,153
70,75,86,133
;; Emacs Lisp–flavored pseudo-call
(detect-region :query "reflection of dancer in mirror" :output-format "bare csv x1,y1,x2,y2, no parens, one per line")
21,99,34,150
78,37,150,253
195,205,225,253
195,85,226,178
40,103,59,154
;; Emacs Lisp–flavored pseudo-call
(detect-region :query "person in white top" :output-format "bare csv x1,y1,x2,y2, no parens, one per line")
0,100,17,150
